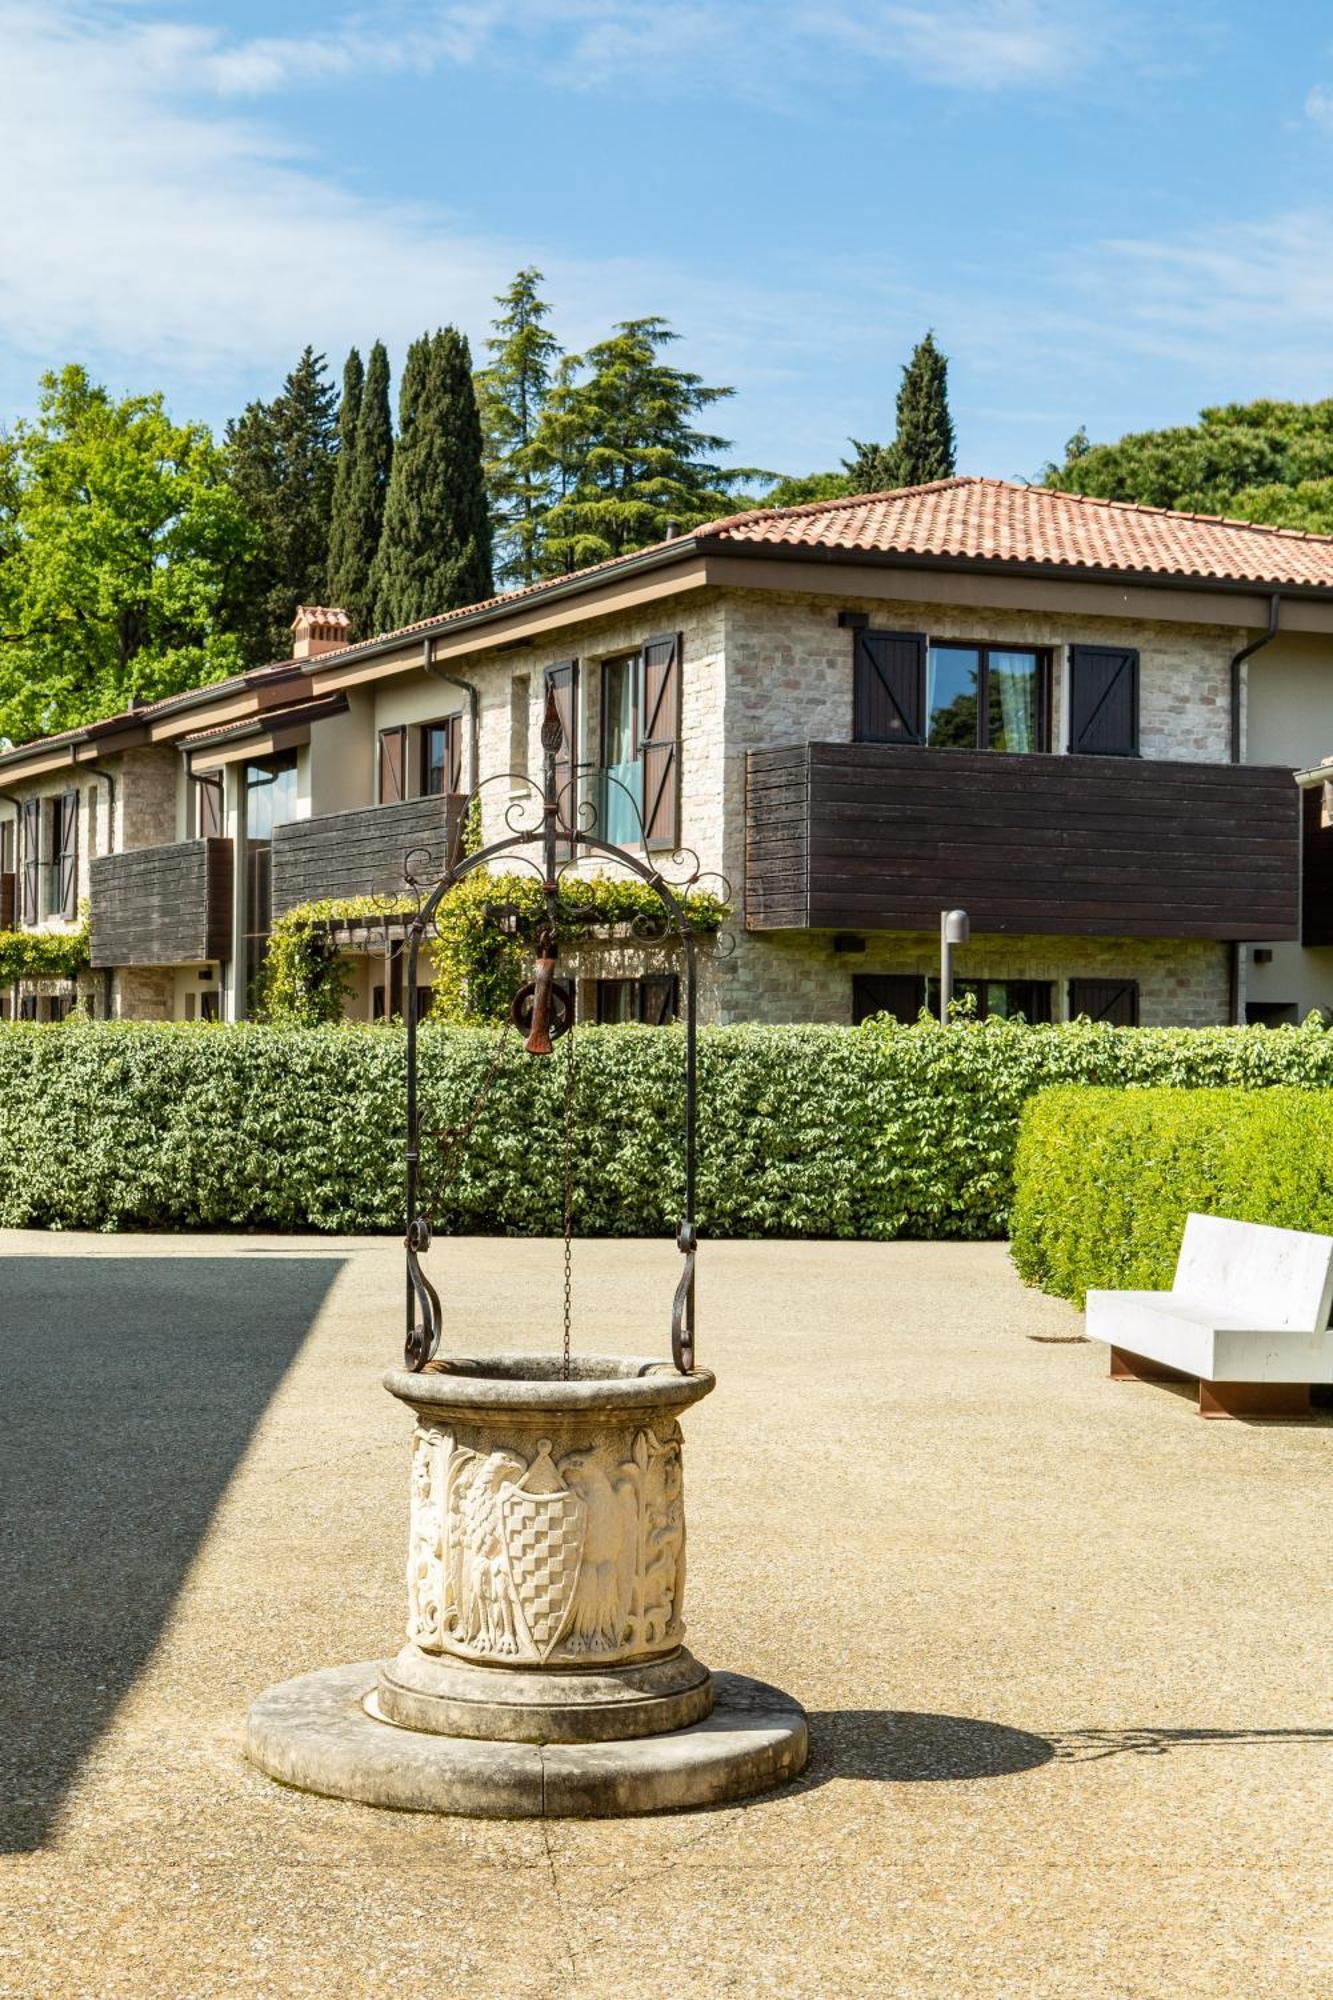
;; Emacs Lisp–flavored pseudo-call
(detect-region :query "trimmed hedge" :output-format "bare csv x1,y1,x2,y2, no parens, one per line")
3,1016,1333,1236
1011,1085,1333,1305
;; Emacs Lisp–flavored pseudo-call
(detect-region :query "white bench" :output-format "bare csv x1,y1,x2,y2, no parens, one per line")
1086,1213,1333,1420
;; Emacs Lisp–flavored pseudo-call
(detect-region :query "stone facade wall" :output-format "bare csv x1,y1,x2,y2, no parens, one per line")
716,929,1230,1029
116,747,180,852
112,967,174,1020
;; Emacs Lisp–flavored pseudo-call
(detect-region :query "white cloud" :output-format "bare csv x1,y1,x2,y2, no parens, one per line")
809,2,1098,90
1305,84,1333,134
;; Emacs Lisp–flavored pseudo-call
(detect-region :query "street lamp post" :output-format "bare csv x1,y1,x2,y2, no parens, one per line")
940,908,970,1023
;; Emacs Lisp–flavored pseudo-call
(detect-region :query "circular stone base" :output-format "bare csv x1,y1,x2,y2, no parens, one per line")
246,1661,807,1818
376,1644,713,1743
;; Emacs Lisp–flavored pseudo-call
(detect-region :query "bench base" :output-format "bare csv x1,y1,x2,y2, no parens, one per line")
1109,1348,1312,1421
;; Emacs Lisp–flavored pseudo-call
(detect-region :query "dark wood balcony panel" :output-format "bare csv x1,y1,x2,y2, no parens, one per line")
0,870,13,931
270,795,464,918
90,839,233,967
746,744,1300,942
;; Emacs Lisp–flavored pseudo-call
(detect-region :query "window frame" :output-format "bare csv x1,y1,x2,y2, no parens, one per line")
924,639,1053,753
419,716,462,799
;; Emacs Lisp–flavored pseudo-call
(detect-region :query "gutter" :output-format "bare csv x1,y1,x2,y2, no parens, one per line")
423,637,480,792
1228,592,1281,764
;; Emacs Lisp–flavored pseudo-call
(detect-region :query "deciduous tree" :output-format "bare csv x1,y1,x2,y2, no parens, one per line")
0,367,257,744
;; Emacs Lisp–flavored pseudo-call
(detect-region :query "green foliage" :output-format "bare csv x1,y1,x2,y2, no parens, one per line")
427,871,727,1025
5,1017,1333,1237
758,471,856,509
260,896,414,1025
372,329,492,630
325,347,363,621
1042,398,1333,531
533,318,760,574
0,921,90,986
475,269,562,588
327,340,393,638
0,367,256,742
845,331,957,492
1011,1085,1333,1306
225,347,340,662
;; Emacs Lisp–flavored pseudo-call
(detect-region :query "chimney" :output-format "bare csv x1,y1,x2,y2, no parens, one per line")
291,605,351,659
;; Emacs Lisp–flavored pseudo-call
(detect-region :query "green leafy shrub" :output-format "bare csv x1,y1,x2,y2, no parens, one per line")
0,921,90,985
3,1015,1333,1236
262,872,728,1027
1011,1085,1333,1304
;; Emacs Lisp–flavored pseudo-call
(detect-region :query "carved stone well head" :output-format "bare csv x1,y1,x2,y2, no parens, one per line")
375,1355,716,1744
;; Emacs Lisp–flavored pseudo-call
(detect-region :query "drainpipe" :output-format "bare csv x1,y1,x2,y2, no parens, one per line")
1226,593,1282,1024
423,637,480,793
80,758,118,852
1229,592,1281,764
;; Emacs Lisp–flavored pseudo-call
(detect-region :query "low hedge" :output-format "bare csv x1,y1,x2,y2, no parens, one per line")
1011,1085,1333,1304
3,1017,1333,1236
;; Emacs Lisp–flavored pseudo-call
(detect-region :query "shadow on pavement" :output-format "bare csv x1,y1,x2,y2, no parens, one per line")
0,1253,343,1852
807,1710,1056,1783
805,1713,1333,1785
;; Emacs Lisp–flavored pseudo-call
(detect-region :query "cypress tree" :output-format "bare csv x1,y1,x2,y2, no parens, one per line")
325,346,363,619
328,341,392,636
372,329,492,630
224,346,338,659
475,268,561,587
843,330,957,492
888,330,956,487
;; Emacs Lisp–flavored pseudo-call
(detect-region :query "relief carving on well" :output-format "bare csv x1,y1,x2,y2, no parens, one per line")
406,1422,687,1667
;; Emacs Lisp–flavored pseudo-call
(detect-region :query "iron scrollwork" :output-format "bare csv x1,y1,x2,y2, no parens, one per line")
400,684,727,1377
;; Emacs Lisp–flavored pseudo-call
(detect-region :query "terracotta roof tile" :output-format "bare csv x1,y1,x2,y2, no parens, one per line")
692,477,1333,590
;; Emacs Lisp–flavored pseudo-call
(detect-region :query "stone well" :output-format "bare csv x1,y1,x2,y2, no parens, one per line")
245,1353,807,1817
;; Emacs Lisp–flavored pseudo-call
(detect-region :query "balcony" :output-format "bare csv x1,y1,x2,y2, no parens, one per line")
90,839,233,967
746,744,1300,941
270,795,465,919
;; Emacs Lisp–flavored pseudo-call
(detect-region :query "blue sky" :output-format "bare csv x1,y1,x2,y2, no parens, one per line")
4,1,1333,485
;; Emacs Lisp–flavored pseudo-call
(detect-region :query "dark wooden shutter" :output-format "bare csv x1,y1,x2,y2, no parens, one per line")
544,661,578,855
852,973,925,1024
638,974,679,1025
1068,646,1139,756
57,789,78,920
378,727,407,803
1068,978,1139,1025
640,632,681,847
195,774,223,839
853,630,926,744
20,799,40,924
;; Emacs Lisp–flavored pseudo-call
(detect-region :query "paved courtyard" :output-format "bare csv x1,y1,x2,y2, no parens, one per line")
1,1230,1330,1999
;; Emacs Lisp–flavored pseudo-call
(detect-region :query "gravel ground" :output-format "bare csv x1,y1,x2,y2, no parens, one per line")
1,1230,1330,2000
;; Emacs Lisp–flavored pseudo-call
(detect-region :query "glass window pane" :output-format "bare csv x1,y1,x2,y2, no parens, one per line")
424,725,447,796
987,651,1040,753
926,647,980,748
602,657,636,766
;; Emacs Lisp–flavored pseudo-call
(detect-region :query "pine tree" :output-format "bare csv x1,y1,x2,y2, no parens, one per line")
325,346,363,619
225,346,339,659
372,328,492,631
843,331,957,493
475,269,561,587
328,341,392,636
532,317,751,574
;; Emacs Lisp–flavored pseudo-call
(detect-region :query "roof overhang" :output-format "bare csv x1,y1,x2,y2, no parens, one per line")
182,694,349,772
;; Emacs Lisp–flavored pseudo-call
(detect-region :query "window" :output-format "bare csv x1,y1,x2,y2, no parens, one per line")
1,817,13,873
194,774,224,839
600,654,639,842
420,717,463,797
1068,646,1138,756
926,645,1046,751
596,975,679,1025
1069,978,1139,1025
925,977,1053,1022
509,675,530,781
378,726,407,804
44,791,78,921
853,629,1048,751
852,974,925,1024
19,799,39,925
544,661,578,858
243,753,298,1011
1245,1001,1299,1029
